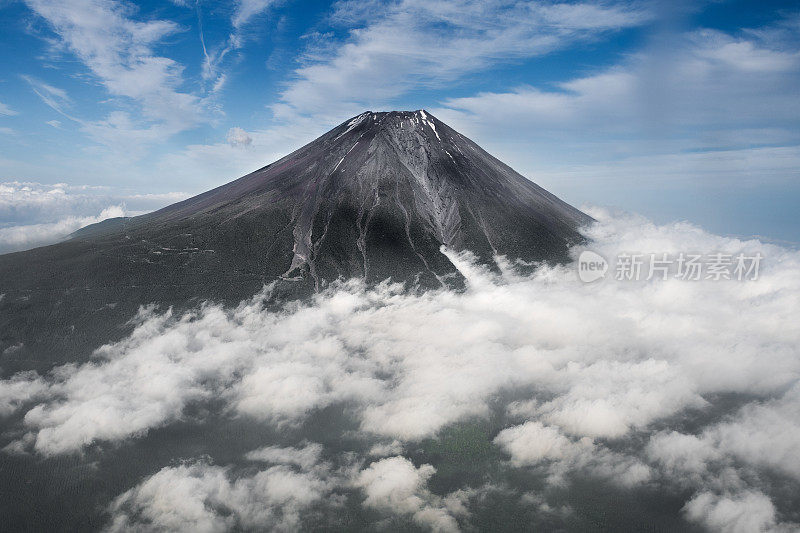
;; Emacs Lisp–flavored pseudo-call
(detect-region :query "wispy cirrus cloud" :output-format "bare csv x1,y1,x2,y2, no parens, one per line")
185,0,283,94
21,75,75,119
152,0,653,188
435,25,800,144
0,101,18,116
23,0,213,152
273,0,650,121
232,0,283,29
428,19,800,223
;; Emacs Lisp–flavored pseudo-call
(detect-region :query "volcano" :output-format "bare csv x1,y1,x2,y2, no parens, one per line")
0,110,590,371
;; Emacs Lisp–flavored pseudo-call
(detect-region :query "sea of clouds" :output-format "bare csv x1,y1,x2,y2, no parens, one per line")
0,181,187,253
1,208,799,532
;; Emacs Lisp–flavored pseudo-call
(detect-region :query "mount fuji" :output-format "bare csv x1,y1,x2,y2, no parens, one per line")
0,110,590,372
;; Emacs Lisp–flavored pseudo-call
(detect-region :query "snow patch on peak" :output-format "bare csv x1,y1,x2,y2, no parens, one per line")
352,112,371,123
334,112,370,141
417,110,441,141
333,141,360,172
427,120,441,142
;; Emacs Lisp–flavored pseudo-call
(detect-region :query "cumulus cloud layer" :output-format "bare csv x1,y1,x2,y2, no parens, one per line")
1,209,799,530
105,444,471,533
0,181,187,253
109,443,338,532
0,204,126,253
355,456,466,532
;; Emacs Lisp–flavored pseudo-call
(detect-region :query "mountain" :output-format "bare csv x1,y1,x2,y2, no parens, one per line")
0,110,591,373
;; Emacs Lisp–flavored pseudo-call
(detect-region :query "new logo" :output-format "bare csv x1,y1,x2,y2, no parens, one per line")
578,250,608,283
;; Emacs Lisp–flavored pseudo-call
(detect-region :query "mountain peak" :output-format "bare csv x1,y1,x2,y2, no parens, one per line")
139,108,590,287
0,110,590,366
328,109,443,141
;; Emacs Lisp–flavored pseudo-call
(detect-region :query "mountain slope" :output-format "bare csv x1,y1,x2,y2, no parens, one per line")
0,110,590,372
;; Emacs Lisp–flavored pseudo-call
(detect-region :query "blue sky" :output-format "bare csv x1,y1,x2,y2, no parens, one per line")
0,0,798,251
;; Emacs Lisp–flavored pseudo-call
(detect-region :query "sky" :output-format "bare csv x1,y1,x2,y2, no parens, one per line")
0,0,798,252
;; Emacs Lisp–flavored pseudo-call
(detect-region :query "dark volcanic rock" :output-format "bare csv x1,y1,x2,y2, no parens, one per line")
0,110,590,372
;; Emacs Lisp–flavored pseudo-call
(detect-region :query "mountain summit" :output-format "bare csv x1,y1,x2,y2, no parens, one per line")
0,110,590,369
123,109,588,286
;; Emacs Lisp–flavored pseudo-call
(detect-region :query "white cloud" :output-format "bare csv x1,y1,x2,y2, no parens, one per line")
0,181,187,253
232,0,281,29
0,204,126,253
683,491,785,533
436,26,800,134
109,450,335,532
494,421,582,466
0,181,184,222
0,371,49,416
192,0,283,95
368,439,404,458
245,442,323,470
0,101,17,116
24,0,212,151
355,456,462,532
647,431,721,477
2,209,800,525
21,75,73,118
705,385,800,478
494,421,652,488
431,23,800,193
691,29,799,73
648,384,800,486
534,359,705,439
110,446,464,531
5,209,800,450
226,127,253,147
275,0,648,120
109,462,236,533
